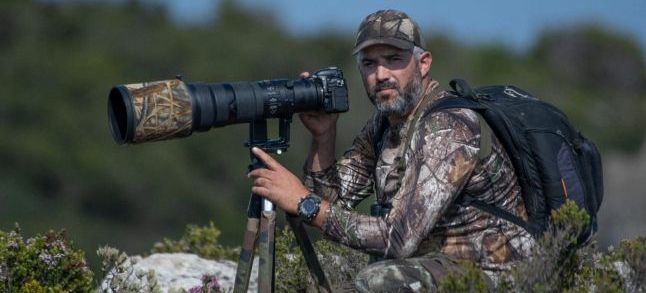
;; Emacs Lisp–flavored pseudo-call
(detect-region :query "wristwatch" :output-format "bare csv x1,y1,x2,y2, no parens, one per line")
297,193,322,223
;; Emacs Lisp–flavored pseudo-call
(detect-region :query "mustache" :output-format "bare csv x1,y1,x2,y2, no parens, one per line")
371,80,399,93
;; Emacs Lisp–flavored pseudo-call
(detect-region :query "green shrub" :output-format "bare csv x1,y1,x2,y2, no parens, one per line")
150,222,239,261
435,201,644,293
437,260,489,293
0,224,93,292
618,236,646,292
96,245,161,293
275,226,311,291
275,225,369,292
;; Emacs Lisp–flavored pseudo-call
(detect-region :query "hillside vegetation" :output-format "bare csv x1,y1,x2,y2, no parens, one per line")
0,0,644,273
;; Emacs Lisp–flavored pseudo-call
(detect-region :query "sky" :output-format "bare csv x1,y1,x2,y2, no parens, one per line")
156,0,646,52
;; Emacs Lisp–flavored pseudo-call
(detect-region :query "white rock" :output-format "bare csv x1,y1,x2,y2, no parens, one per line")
100,253,258,293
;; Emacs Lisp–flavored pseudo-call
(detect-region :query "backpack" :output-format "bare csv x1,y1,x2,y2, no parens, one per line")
372,79,604,242
440,79,603,241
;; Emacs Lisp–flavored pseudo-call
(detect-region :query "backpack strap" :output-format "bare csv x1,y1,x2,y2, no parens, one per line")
460,194,541,236
394,90,436,188
476,112,492,161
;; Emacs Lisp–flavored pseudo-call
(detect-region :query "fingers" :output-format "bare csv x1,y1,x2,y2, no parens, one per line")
250,174,273,199
248,168,272,179
251,186,270,197
299,71,310,79
251,147,281,170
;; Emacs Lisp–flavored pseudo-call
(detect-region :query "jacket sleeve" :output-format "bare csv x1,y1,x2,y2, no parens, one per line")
302,115,379,210
321,109,481,258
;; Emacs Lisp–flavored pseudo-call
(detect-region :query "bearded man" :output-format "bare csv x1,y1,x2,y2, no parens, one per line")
248,9,534,292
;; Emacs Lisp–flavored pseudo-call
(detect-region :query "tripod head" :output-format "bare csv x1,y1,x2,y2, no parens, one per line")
244,117,291,156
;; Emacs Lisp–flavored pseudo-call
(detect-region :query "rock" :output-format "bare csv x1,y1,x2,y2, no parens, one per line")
100,253,258,293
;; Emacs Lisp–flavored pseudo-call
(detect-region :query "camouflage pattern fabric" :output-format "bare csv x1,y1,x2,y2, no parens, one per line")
353,9,425,55
124,79,193,143
355,252,494,292
303,81,535,284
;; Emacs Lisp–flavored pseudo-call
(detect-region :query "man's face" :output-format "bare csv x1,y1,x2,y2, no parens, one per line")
358,44,423,118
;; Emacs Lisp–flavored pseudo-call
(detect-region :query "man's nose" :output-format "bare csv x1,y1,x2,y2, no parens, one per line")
375,65,391,82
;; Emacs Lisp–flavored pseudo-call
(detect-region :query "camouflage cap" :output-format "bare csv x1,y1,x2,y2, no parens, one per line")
353,10,425,55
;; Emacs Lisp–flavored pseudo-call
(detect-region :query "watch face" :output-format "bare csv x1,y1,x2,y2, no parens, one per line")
302,199,317,213
298,196,320,222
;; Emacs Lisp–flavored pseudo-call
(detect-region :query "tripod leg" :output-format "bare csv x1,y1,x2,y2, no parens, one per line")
286,214,333,293
234,217,260,293
259,209,276,293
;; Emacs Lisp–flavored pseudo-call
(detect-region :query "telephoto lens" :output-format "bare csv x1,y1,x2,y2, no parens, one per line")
108,67,348,144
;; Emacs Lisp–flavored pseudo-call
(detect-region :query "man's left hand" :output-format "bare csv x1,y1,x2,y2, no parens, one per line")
247,147,310,215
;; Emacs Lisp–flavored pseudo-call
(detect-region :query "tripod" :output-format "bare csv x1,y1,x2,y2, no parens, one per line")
233,118,332,293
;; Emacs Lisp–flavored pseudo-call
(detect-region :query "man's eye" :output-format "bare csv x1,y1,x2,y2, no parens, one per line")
362,61,374,67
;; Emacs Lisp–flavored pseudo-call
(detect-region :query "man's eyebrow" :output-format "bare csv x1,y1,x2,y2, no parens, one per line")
360,56,376,62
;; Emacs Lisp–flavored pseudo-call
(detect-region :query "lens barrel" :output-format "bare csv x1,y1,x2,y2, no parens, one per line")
107,68,348,144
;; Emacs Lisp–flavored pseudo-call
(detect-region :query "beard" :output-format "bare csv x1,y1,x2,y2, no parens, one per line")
367,69,423,118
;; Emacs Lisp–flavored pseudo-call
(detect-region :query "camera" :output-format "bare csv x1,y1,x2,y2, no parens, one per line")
108,67,348,144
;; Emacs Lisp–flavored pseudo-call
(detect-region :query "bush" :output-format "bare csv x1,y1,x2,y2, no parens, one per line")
150,221,238,261
275,226,369,292
618,236,646,292
0,224,93,292
437,200,645,293
96,246,161,293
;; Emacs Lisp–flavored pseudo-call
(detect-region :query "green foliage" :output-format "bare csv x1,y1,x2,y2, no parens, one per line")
275,226,311,291
618,236,646,291
434,201,642,293
499,201,594,292
150,222,239,261
0,224,93,293
275,226,369,292
437,260,489,293
549,199,591,245
0,0,644,278
97,246,161,293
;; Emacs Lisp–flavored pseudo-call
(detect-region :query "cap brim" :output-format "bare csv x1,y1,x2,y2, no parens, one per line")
352,37,414,55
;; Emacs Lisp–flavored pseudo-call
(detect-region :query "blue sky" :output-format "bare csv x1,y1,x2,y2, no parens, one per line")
157,0,646,52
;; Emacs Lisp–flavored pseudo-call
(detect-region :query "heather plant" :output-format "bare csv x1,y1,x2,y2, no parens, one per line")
436,200,646,293
150,222,239,261
0,224,93,293
499,200,591,292
97,246,161,293
186,274,222,293
618,236,646,292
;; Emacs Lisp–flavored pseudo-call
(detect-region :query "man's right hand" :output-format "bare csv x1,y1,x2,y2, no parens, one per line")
299,71,338,171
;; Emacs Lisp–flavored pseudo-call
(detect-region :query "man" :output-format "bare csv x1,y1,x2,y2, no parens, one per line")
248,9,534,292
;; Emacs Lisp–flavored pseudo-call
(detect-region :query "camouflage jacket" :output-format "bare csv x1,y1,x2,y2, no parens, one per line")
303,81,535,273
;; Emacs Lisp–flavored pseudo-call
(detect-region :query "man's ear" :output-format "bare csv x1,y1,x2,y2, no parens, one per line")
419,51,432,79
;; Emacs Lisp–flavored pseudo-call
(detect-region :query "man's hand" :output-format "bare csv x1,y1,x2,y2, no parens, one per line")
248,147,310,215
300,71,339,172
298,72,339,142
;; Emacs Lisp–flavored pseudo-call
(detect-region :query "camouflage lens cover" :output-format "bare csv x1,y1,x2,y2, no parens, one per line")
113,79,194,144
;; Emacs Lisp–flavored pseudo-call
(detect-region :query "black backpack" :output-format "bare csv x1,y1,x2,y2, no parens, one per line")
428,79,604,241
